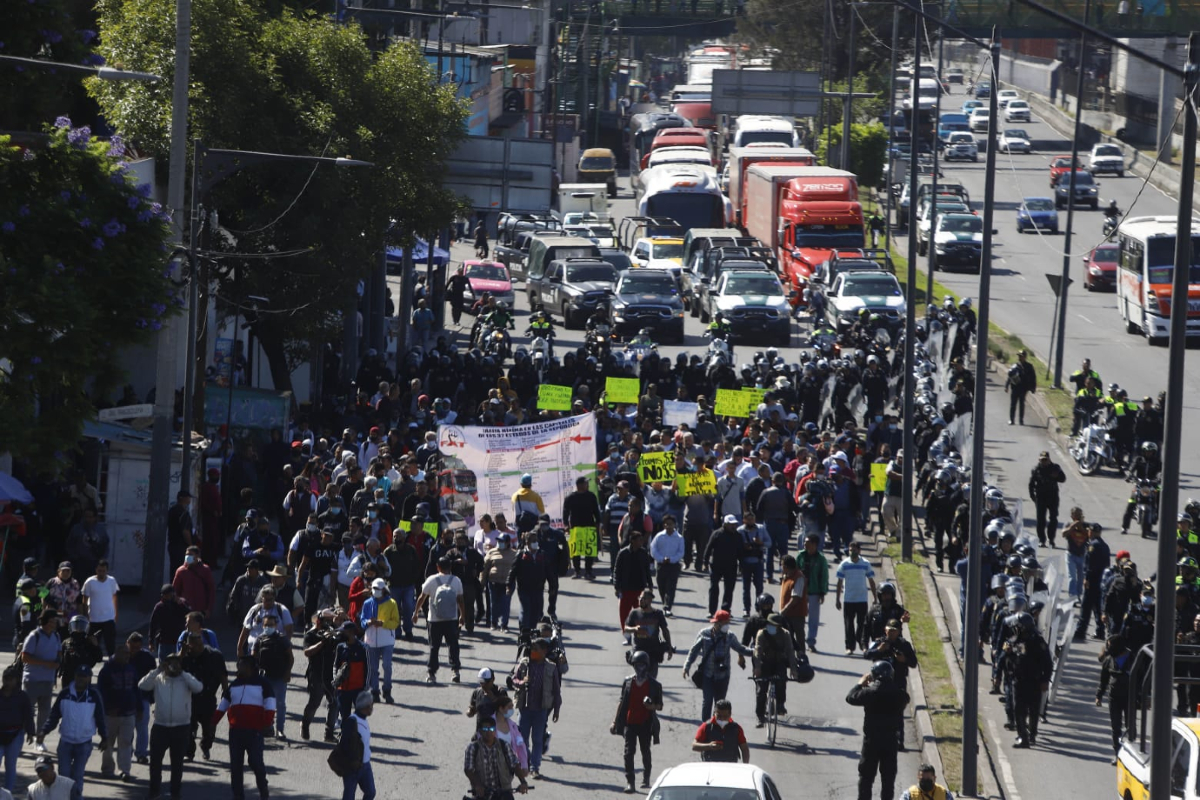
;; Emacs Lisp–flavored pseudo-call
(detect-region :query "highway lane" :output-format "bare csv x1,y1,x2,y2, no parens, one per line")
890,83,1200,495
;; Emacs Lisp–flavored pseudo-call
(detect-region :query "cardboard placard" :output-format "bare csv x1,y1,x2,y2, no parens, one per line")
637,452,677,484
677,471,717,497
714,388,749,418
869,462,888,493
606,377,641,405
662,400,699,428
741,387,766,414
537,384,574,411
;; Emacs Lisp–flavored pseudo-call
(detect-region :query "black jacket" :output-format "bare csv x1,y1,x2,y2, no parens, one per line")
846,679,910,743
706,528,743,575
507,549,549,595
865,636,918,687
614,547,654,593
1028,461,1067,504
611,675,663,740
562,490,602,529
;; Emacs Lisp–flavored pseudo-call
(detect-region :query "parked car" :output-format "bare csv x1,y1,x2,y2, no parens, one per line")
961,99,983,115
1089,142,1126,177
943,131,979,162
1083,242,1120,290
1016,197,1059,234
1053,169,1100,209
969,107,991,132
1005,99,1032,122
997,128,1033,154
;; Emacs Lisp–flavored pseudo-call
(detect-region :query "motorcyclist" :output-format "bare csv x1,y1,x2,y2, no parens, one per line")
707,313,731,339
1105,199,1120,221
1120,443,1162,536
586,307,611,332
526,308,555,357
630,328,655,347
483,300,516,332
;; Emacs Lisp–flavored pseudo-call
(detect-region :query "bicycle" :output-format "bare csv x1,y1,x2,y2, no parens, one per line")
749,675,789,748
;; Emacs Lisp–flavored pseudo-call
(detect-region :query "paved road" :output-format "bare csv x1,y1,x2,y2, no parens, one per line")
890,81,1200,495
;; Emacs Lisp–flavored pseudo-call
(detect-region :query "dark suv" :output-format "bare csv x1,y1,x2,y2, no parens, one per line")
527,258,618,328
609,270,685,343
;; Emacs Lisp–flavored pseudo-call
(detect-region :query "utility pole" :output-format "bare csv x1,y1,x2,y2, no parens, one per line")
143,0,191,605
1152,32,1199,800
927,26,944,311
963,32,1001,796
900,15,920,565
842,5,858,171
884,5,899,250
1052,0,1092,388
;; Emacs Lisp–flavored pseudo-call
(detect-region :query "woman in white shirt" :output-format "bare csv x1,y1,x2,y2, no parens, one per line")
491,691,528,771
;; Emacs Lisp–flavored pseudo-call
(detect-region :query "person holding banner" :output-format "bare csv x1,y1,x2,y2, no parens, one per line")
562,478,602,581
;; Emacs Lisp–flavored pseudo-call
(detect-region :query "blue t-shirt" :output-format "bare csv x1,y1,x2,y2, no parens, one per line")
835,558,875,604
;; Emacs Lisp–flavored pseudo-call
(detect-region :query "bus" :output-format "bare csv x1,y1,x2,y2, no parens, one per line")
1114,215,1200,343
628,112,692,176
638,165,732,231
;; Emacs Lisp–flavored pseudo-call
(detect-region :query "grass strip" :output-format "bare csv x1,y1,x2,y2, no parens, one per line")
860,193,1076,431
883,543,978,794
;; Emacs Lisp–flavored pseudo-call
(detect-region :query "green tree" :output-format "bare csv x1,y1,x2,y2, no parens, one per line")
0,121,177,468
815,121,888,188
1,0,101,131
90,0,467,395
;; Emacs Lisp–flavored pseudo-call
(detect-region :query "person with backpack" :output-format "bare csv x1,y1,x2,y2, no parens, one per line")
414,556,464,685
360,579,399,703
251,613,293,740
332,622,369,726
682,610,752,723
611,650,663,793
212,655,276,800
336,691,376,800
511,474,545,534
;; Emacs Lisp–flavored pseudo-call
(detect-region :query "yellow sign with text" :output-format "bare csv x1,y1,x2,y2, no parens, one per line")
870,462,888,493
606,377,641,405
637,452,677,484
537,384,573,411
714,388,748,418
677,471,717,497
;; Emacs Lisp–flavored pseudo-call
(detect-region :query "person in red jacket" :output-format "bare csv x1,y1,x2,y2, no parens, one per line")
172,546,216,617
213,656,276,800
199,469,223,569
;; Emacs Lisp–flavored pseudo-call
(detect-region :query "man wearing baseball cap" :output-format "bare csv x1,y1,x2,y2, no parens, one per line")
40,665,105,800
28,756,72,800
466,667,502,726
682,610,752,722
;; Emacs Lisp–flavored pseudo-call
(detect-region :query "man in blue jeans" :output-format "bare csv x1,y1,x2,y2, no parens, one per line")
40,665,106,800
682,610,753,722
827,466,859,562
511,638,562,779
737,512,768,619
755,473,795,585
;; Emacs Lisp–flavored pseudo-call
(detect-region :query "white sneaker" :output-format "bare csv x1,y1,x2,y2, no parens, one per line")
35,742,47,754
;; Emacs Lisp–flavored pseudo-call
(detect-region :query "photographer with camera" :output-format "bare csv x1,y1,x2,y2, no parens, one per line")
301,608,343,742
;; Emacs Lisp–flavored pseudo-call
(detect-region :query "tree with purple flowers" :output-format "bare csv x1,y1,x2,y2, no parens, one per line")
0,121,177,468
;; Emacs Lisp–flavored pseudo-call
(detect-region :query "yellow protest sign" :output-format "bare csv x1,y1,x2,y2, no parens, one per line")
677,471,717,497
569,526,599,558
870,462,888,493
714,388,749,418
537,384,573,411
606,377,641,405
638,452,676,484
399,519,440,536
741,387,766,413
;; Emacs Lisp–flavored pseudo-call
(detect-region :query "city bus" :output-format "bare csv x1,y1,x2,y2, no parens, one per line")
1114,215,1200,343
637,165,732,231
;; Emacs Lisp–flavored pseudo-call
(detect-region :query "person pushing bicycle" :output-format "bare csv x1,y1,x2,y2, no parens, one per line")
751,612,799,727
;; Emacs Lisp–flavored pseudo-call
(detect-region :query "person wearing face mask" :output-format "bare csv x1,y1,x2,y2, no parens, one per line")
362,503,393,549
382,531,421,642
484,535,518,632
489,690,530,772
509,639,561,779
691,698,750,763
138,653,203,800
907,763,954,800
624,590,672,679
682,610,752,723
172,546,215,619
534,516,568,620
506,534,549,635
611,651,664,793
227,559,268,627
237,586,294,659
298,528,339,631
212,655,276,800
359,579,399,704
241,517,285,573
251,612,293,739
752,613,799,726
452,532,486,635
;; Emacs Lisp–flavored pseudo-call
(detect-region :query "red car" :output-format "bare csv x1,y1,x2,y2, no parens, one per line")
1049,156,1077,188
1083,242,1119,290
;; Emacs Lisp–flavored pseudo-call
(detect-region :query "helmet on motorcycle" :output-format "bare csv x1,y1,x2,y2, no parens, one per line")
959,298,972,308
69,615,88,634
870,661,894,682
638,328,652,337
1142,442,1159,454
755,594,776,611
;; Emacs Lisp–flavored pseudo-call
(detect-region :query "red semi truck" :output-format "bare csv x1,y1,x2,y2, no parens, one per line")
742,164,864,305
726,145,816,226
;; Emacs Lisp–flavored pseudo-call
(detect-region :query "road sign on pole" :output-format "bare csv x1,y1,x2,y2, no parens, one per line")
1044,273,1073,297
710,69,821,117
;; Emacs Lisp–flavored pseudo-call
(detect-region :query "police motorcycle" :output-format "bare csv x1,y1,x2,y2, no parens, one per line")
622,328,658,364
1069,409,1120,475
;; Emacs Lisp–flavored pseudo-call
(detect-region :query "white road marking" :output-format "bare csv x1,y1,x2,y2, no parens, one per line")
1077,314,1093,324
986,717,1025,800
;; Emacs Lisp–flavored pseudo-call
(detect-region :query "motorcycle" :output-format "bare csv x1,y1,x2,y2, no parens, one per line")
585,323,615,360
623,336,657,364
482,324,511,361
1103,214,1118,237
1069,413,1119,475
1130,478,1160,538
526,328,554,360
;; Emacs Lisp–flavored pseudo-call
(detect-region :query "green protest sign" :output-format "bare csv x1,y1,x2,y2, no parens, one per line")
638,452,677,484
714,388,748,417
537,384,573,411
606,377,641,405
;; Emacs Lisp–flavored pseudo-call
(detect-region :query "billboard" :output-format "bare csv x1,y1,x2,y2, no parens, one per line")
711,69,821,117
445,136,554,213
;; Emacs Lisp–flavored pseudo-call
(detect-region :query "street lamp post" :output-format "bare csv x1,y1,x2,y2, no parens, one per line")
0,55,161,82
147,141,371,595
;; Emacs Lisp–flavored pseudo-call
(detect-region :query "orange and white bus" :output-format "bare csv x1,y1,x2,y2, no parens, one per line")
1115,215,1200,344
